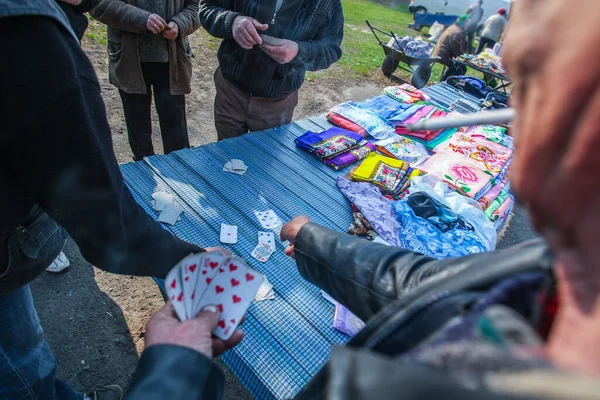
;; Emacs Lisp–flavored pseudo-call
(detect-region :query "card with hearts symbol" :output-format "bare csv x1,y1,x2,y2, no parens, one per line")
191,252,227,316
220,223,238,244
165,259,186,321
194,259,263,340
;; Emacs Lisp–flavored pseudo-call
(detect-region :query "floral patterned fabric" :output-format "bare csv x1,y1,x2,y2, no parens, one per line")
326,112,367,137
351,153,407,191
492,195,514,232
328,102,396,139
323,142,376,171
375,136,430,166
383,84,431,104
433,130,512,174
419,152,494,199
294,127,363,159
467,125,514,149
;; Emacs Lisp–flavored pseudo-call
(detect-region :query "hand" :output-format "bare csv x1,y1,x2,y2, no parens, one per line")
146,13,167,34
232,16,268,50
162,21,179,41
60,0,82,5
204,246,232,256
280,216,310,258
503,1,600,303
145,302,244,358
261,40,299,64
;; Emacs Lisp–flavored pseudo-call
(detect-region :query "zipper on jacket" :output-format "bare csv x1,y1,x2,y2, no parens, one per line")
271,12,277,25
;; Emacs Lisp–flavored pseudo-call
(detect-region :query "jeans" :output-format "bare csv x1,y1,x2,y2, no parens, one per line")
119,62,189,161
0,285,82,400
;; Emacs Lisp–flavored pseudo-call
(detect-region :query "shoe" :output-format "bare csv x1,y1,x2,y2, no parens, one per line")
46,252,70,273
83,385,123,400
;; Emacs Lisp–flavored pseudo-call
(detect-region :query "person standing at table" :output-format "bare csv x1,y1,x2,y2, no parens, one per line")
198,0,344,140
90,0,200,161
433,15,468,81
476,8,508,54
465,0,483,53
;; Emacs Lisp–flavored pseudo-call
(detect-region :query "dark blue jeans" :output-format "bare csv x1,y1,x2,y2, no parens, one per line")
0,285,82,399
0,207,80,399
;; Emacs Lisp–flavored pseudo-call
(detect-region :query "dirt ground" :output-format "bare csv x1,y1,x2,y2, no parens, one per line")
30,21,385,397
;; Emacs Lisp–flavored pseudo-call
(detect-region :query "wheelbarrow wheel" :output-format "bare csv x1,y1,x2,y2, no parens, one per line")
411,64,432,89
381,55,399,77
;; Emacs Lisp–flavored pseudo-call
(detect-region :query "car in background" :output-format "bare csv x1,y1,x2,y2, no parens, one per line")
409,0,513,33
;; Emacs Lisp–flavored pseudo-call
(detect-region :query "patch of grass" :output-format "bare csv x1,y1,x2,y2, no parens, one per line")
84,17,107,46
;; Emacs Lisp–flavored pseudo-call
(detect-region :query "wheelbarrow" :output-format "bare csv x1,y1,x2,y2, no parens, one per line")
366,20,441,89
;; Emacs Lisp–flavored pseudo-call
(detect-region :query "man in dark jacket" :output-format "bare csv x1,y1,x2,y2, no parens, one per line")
56,0,101,41
433,15,468,81
91,0,200,161
0,1,241,399
198,0,344,140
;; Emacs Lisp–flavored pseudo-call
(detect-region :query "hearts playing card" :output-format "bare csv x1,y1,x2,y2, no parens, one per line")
194,257,264,340
165,259,186,321
220,223,238,244
192,252,227,316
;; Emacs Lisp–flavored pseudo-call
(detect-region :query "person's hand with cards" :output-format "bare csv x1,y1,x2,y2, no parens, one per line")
165,249,264,340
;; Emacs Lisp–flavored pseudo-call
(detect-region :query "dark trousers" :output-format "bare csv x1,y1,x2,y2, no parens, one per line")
119,62,189,161
441,61,467,82
213,68,298,141
476,37,497,54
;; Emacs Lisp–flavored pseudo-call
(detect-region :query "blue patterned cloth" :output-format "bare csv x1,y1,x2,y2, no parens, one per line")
387,36,435,59
329,102,396,139
392,199,488,258
359,95,412,120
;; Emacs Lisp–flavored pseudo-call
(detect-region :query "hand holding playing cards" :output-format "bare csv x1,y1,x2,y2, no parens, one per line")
280,216,310,258
261,40,299,64
232,16,268,49
145,302,243,358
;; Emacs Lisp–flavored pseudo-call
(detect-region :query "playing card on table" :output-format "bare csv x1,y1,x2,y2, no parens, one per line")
220,223,238,244
165,261,186,321
230,159,246,171
157,202,184,225
254,210,282,230
152,191,175,212
195,257,264,340
258,231,275,248
250,242,273,263
254,275,274,301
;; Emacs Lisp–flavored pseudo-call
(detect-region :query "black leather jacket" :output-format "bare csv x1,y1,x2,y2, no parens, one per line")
127,223,553,400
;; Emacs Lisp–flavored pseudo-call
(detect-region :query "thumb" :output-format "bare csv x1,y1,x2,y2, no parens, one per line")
252,20,268,31
193,305,220,330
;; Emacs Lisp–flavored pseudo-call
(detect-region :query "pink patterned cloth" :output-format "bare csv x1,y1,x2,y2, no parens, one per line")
419,152,494,198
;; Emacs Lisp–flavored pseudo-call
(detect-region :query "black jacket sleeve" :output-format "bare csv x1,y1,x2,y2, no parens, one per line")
0,17,202,279
294,223,551,322
126,345,224,400
198,0,240,40
294,0,343,71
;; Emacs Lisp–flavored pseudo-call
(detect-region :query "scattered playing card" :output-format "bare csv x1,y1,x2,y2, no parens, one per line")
224,159,248,175
254,210,282,230
152,191,175,212
220,223,238,244
254,275,274,301
251,243,273,263
194,257,264,340
258,231,275,248
157,202,184,225
165,261,186,321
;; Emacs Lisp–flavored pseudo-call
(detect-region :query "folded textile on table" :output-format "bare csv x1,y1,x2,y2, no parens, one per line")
323,141,376,171
384,84,431,104
433,129,512,174
389,103,426,123
386,35,435,59
419,152,495,199
396,109,449,141
351,153,408,193
326,112,367,137
408,175,497,250
491,195,515,232
328,102,396,139
392,199,489,258
477,178,510,210
295,127,363,159
336,177,403,247
359,95,413,120
402,128,458,152
375,136,430,166
485,186,511,220
467,125,513,149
